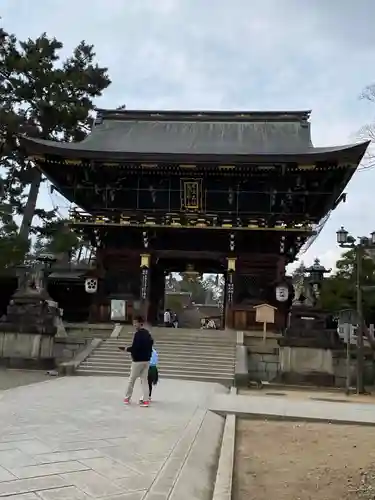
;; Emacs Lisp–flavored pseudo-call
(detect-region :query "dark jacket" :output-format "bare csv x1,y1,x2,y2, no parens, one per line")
126,328,153,362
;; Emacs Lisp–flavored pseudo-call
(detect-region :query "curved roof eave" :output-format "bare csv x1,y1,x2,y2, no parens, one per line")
20,136,370,164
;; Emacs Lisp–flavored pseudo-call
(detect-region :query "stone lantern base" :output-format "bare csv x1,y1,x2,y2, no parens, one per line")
0,287,59,370
277,305,341,386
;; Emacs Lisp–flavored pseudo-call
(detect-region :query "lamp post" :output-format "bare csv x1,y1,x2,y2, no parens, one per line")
336,227,375,394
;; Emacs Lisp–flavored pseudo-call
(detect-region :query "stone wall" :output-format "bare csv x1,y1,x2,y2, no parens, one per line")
247,347,279,382
279,346,335,385
333,352,375,388
0,332,55,369
0,332,90,370
53,337,88,365
246,343,375,387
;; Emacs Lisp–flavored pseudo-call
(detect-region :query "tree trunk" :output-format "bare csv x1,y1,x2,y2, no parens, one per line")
18,168,41,246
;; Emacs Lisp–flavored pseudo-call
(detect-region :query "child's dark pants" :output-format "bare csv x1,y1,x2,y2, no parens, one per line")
148,365,158,397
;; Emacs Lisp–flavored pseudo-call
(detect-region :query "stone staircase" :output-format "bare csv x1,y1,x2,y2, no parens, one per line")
76,327,236,385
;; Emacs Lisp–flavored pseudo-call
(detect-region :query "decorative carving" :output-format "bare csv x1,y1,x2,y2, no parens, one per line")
292,264,314,307
228,187,234,205
85,278,98,294
142,231,149,249
279,235,286,254
16,263,46,295
68,209,316,233
275,284,289,302
229,233,235,252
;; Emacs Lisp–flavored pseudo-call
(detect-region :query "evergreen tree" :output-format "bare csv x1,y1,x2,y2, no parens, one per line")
0,23,111,267
320,249,375,323
179,274,207,304
165,271,224,305
201,274,225,304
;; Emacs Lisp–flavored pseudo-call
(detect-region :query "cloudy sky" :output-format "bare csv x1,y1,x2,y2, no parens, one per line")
2,0,375,271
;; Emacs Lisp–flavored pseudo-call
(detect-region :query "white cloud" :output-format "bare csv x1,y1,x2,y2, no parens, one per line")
2,0,375,271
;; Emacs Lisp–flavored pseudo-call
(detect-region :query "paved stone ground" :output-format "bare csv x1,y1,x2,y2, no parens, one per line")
0,376,226,499
209,392,375,425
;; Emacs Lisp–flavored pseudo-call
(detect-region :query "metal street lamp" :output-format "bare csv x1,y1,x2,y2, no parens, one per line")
336,226,348,245
336,226,375,394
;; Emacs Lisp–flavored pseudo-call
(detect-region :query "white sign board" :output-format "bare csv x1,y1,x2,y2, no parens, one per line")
337,323,371,346
337,323,356,345
110,300,126,321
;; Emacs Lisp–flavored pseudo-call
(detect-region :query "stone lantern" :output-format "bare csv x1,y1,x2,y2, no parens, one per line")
305,258,331,304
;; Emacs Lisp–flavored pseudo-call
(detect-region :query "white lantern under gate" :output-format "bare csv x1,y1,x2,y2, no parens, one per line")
275,284,289,302
85,277,98,294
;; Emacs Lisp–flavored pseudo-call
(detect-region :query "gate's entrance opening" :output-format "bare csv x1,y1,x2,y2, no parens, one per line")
163,269,225,329
147,256,225,328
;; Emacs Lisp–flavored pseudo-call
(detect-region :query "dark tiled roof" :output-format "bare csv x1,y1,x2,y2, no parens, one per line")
20,109,369,161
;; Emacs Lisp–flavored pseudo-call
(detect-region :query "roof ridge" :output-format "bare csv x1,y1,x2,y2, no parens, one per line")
96,109,312,123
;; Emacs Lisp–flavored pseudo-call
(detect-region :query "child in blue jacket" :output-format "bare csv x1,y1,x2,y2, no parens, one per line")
141,347,159,402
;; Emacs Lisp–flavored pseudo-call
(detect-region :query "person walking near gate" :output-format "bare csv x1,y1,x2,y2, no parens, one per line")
121,316,153,407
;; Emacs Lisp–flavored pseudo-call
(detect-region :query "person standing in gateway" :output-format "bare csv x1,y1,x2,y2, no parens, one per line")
122,316,153,407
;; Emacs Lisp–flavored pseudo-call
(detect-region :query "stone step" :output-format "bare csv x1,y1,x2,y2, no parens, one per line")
79,359,235,371
103,340,235,349
96,347,235,357
117,338,233,344
98,350,234,358
79,361,233,376
118,334,234,343
76,333,236,385
76,366,234,383
120,326,232,335
113,338,235,347
90,350,234,364
90,353,234,365
109,345,235,352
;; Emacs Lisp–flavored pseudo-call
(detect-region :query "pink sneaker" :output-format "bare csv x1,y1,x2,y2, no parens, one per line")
123,398,130,405
139,400,150,407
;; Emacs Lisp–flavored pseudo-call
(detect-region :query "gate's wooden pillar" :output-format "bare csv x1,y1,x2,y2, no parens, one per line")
148,263,165,326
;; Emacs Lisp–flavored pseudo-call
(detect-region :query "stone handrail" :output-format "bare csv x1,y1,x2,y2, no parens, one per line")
235,331,248,386
58,337,102,375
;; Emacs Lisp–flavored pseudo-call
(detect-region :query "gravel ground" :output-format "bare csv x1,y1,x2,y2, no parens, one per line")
234,419,375,500
0,368,53,391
